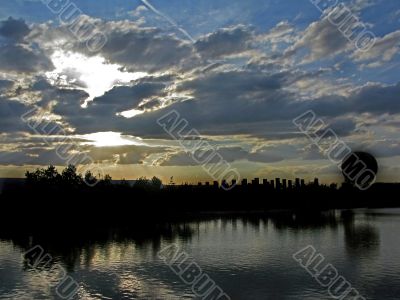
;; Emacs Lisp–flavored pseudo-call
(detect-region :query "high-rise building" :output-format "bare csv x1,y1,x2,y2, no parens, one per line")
263,179,269,186
282,179,287,190
295,178,300,189
301,179,305,187
270,180,275,189
275,178,281,190
213,181,219,188
314,178,319,186
242,178,248,186
222,179,227,188
231,179,237,186
288,180,293,189
252,178,260,186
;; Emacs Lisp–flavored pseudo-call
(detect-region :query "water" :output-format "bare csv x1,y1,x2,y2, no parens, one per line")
1,209,400,299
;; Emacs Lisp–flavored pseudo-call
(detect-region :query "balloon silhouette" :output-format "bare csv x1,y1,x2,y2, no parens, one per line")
341,151,378,189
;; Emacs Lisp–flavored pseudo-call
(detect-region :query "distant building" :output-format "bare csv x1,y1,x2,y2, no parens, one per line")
205,182,210,186
301,179,305,187
314,178,319,186
198,182,202,186
213,181,219,188
262,179,268,186
295,178,300,189
252,178,259,186
270,180,275,189
242,178,248,186
275,178,281,190
288,180,293,189
231,179,237,186
282,179,287,190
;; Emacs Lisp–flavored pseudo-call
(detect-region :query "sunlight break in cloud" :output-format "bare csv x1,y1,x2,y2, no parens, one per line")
79,132,146,147
45,50,148,105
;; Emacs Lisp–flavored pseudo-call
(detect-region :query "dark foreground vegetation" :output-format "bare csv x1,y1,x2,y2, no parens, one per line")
0,165,399,226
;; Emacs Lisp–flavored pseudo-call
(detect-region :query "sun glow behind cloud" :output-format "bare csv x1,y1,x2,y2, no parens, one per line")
79,132,146,147
117,109,145,118
45,50,148,105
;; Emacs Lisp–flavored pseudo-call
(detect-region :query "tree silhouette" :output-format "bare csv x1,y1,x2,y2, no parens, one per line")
61,165,83,186
84,171,98,186
151,176,162,189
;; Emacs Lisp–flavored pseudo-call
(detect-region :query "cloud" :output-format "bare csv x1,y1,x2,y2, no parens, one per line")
0,17,30,42
54,69,293,136
0,79,13,91
0,17,53,74
284,14,350,63
0,97,34,133
352,30,400,66
62,17,198,72
159,146,286,167
52,79,168,134
0,140,166,166
195,25,253,59
364,139,400,158
0,44,54,73
0,148,67,166
1,8,400,174
86,144,166,165
89,82,166,112
350,0,377,11
258,21,297,51
49,60,400,141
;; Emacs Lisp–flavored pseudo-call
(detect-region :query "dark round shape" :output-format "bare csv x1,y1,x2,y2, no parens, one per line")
341,151,378,188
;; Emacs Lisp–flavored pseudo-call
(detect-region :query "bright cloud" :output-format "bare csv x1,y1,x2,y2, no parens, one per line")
45,50,148,104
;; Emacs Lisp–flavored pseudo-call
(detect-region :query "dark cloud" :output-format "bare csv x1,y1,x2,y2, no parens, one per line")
160,146,286,167
49,61,400,140
87,145,166,165
284,14,349,63
27,77,90,109
352,30,400,65
92,82,166,110
195,25,253,59
0,44,53,73
0,97,34,133
50,18,199,72
0,17,30,42
1,13,400,170
0,79,14,91
0,148,66,166
0,17,53,73
0,143,166,167
365,139,400,158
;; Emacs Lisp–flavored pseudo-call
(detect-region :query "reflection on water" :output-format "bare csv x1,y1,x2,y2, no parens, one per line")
1,209,400,299
342,212,380,257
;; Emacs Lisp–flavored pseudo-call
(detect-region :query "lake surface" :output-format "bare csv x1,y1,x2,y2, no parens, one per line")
1,209,400,299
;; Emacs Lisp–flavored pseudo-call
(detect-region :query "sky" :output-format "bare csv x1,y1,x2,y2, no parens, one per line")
0,0,400,184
